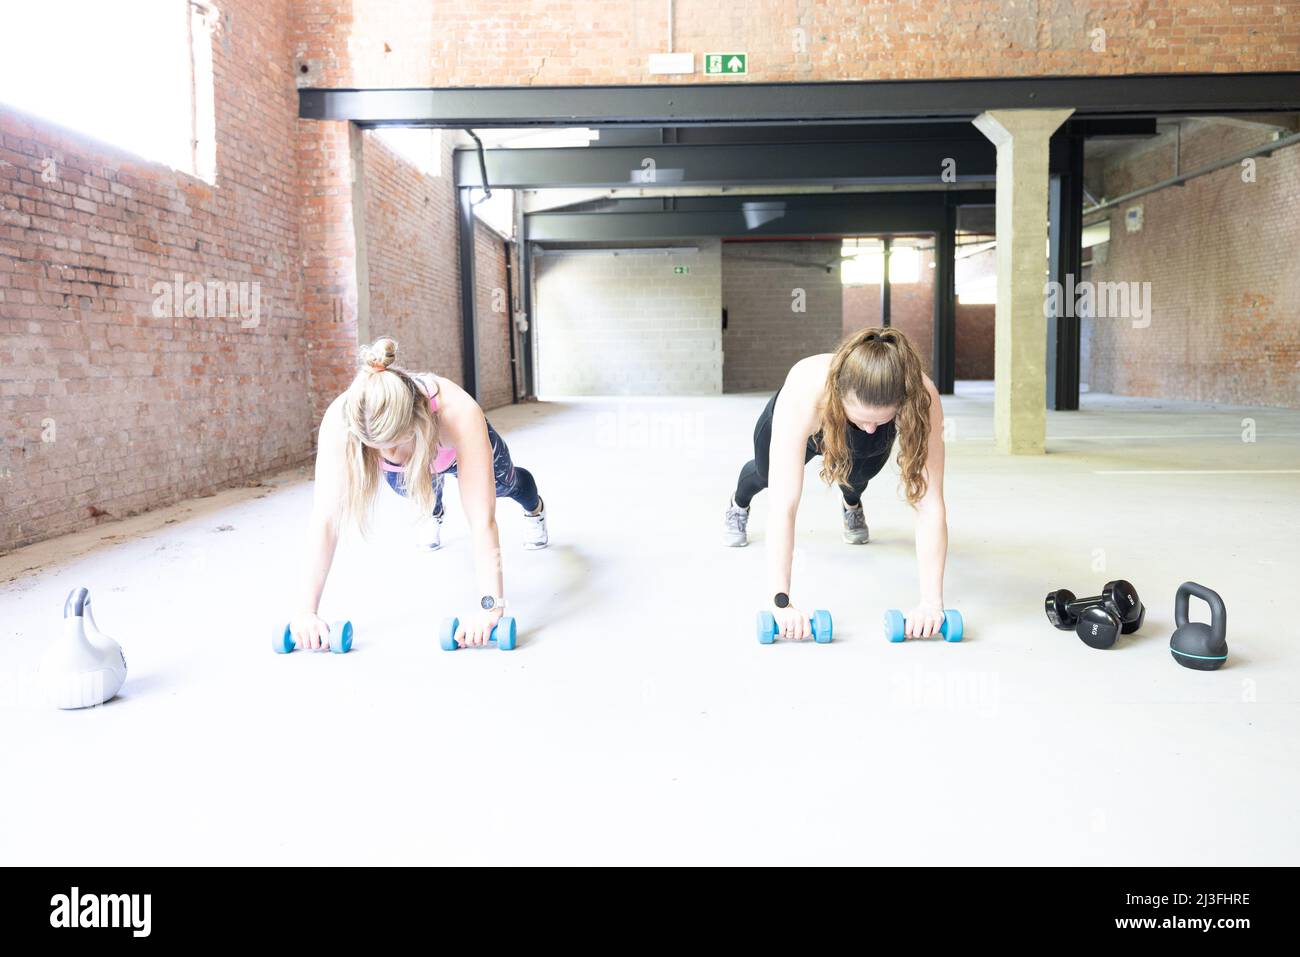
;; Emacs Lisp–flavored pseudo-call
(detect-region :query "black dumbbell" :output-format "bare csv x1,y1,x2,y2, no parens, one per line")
1044,580,1145,649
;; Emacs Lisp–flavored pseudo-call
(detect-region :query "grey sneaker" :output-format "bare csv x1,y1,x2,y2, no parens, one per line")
416,511,444,550
523,499,548,550
724,499,750,547
842,503,870,544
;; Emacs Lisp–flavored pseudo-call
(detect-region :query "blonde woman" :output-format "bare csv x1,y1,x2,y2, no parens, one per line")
723,326,948,641
292,337,547,650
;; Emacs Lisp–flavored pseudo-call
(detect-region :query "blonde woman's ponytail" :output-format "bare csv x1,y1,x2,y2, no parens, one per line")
361,337,398,373
338,337,440,533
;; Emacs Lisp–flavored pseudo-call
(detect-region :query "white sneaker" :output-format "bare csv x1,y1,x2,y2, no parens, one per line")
842,502,870,545
724,499,749,547
415,512,444,550
523,499,548,550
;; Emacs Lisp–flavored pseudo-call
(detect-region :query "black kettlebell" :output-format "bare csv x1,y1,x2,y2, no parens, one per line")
1170,582,1228,671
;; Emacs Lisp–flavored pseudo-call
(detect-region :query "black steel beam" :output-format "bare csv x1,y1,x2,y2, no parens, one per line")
300,73,1300,127
526,190,995,242
548,191,996,214
453,139,996,189
531,207,935,242
457,189,478,398
502,119,1150,148
1047,132,1085,411
529,208,942,241
1066,117,1159,139
664,123,995,144
932,198,957,394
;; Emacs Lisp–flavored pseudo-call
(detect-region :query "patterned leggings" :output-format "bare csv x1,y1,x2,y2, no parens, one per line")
383,420,541,517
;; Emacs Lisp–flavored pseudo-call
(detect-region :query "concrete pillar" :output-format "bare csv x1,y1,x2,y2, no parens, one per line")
972,109,1074,454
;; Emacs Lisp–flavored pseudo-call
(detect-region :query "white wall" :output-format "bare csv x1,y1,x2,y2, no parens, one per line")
534,243,723,396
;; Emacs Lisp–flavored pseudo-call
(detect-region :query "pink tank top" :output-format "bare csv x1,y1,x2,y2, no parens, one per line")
378,375,457,475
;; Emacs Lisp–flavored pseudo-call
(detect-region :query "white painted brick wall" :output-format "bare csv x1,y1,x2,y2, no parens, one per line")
534,242,723,395
722,241,844,393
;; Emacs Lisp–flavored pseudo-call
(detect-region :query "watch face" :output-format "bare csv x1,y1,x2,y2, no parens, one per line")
480,596,495,611
774,592,790,609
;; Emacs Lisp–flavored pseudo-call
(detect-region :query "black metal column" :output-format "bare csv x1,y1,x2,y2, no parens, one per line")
457,188,478,399
1047,131,1084,410
880,237,892,327
931,198,957,394
514,192,536,399
503,238,519,403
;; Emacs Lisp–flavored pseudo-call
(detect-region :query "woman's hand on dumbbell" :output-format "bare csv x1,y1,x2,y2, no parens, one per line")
455,607,504,648
290,612,332,651
773,604,813,641
905,599,946,639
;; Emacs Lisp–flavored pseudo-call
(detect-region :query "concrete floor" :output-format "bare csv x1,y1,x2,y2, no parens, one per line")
1,383,1298,865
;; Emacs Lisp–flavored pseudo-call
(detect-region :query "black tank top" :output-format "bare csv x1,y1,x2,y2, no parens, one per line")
766,386,898,462
810,413,897,460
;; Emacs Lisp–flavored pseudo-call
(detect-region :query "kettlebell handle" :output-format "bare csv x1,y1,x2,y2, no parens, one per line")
1175,581,1226,638
63,587,90,618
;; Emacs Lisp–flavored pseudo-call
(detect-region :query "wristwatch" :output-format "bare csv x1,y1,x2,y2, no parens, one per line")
773,592,790,609
480,595,508,612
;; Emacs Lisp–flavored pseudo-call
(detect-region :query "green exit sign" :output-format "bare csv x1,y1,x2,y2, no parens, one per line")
673,265,690,275
705,53,747,75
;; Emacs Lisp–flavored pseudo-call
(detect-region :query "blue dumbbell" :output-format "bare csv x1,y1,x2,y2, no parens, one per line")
883,608,963,643
440,616,517,651
273,620,353,654
756,609,832,644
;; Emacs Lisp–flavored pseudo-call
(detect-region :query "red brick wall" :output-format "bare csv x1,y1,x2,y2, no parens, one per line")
954,304,995,380
295,117,358,424
843,253,995,381
360,130,462,385
1086,120,1300,407
474,221,518,410
1,0,311,553
290,1,1298,87
844,275,935,370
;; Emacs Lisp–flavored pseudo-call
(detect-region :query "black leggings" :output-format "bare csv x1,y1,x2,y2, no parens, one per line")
734,391,896,509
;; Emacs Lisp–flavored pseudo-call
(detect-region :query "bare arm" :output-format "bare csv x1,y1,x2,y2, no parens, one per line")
435,379,505,645
908,377,950,637
293,399,345,648
766,360,823,623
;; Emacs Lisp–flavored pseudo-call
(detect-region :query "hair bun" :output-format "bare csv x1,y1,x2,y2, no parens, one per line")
362,337,398,372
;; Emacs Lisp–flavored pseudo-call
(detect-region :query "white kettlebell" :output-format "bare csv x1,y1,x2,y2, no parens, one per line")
38,587,127,709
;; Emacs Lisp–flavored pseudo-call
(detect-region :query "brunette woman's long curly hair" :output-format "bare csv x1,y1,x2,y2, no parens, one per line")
817,326,932,507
